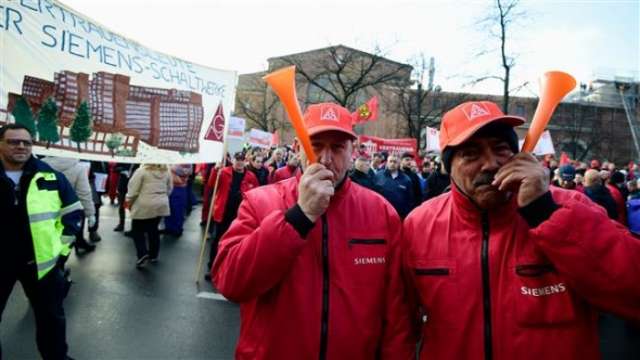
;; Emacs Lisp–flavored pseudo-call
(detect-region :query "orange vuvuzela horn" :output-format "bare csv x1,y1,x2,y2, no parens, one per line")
521,71,576,152
263,66,317,164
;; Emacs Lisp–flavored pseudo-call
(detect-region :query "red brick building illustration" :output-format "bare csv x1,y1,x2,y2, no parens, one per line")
7,71,204,154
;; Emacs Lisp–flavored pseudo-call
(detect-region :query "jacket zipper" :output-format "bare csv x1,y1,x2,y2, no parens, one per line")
319,214,329,360
481,212,493,360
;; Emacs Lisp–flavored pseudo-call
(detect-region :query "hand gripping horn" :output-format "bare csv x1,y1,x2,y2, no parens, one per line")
521,71,576,152
263,66,317,163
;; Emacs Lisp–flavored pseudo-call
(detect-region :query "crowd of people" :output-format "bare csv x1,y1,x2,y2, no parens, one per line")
1,100,639,359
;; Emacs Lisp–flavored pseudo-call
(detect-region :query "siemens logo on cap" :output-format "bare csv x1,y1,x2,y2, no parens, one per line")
521,283,566,297
354,257,386,265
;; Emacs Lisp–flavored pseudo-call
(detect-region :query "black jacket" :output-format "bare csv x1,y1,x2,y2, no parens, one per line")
374,170,414,218
349,169,380,193
584,184,618,220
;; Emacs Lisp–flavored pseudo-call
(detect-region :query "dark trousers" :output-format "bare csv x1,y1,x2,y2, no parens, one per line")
207,219,232,270
89,204,100,233
0,264,68,360
132,217,161,260
117,191,126,227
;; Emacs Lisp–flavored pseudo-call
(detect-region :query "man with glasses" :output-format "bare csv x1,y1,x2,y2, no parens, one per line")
0,123,83,359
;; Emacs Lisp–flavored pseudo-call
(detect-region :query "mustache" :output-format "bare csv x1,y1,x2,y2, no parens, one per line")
473,172,496,187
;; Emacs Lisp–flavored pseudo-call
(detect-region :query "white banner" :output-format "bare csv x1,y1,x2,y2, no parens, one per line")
518,130,556,155
0,1,237,163
228,116,246,139
248,128,272,148
425,126,440,153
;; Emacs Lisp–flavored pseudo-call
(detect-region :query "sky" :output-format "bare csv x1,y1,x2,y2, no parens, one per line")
56,0,640,96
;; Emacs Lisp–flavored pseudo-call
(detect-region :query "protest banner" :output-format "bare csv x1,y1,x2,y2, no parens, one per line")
0,1,237,163
358,135,418,156
248,128,273,148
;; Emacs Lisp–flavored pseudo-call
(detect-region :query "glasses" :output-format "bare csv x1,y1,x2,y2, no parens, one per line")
3,139,33,147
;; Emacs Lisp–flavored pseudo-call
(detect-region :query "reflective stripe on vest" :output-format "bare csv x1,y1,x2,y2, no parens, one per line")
26,172,65,280
29,211,59,223
37,255,59,271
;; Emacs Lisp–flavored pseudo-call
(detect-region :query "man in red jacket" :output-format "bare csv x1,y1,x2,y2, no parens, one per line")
204,152,259,279
270,152,301,183
403,101,640,360
212,102,415,360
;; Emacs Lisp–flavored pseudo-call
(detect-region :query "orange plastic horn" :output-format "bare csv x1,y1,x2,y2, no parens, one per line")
263,66,316,164
521,71,576,152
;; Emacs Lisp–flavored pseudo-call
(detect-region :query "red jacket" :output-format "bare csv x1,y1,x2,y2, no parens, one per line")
203,166,258,223
403,186,640,360
270,165,301,183
606,183,626,224
212,177,415,360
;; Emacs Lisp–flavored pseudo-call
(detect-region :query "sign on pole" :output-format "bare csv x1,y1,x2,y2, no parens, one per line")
425,126,440,153
518,130,556,155
248,128,273,148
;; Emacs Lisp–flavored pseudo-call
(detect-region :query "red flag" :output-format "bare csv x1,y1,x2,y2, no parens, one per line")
271,132,280,146
559,152,570,165
351,96,379,124
204,103,225,142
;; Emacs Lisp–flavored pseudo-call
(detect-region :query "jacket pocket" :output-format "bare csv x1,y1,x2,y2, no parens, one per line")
36,178,58,191
513,263,577,327
411,258,461,328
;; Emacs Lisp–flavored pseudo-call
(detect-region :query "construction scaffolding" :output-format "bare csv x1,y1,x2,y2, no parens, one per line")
571,73,640,161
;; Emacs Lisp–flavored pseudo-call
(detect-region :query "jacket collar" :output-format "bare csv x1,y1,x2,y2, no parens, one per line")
451,182,518,226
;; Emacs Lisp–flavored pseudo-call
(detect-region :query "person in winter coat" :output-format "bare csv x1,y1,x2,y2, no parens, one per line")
424,161,450,200
403,101,640,360
212,103,415,360
270,153,301,183
583,169,619,220
42,156,96,253
126,164,172,268
203,152,259,279
374,154,414,218
164,164,192,237
349,153,379,192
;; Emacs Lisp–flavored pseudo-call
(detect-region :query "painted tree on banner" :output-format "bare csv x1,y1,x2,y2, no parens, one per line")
37,98,59,149
70,101,93,152
12,97,36,136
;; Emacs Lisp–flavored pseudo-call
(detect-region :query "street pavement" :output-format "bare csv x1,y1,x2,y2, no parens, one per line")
2,202,239,360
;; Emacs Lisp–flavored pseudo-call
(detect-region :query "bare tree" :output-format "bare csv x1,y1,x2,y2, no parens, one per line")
394,55,468,149
473,0,526,113
234,74,283,132
274,45,412,109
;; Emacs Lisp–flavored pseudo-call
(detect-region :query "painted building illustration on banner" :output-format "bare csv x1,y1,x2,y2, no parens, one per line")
6,70,204,156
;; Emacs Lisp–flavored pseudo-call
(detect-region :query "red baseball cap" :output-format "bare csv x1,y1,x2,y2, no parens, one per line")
439,101,525,152
304,103,357,139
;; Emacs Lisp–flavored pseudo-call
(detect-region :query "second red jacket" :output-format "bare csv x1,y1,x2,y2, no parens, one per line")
203,166,258,223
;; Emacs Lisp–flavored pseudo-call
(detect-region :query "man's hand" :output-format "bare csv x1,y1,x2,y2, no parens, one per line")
88,215,96,228
297,163,335,222
492,152,549,207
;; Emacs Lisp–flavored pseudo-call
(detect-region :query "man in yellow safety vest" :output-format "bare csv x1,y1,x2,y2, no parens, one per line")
0,123,83,360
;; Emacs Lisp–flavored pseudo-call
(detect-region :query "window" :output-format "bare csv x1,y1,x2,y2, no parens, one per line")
515,104,525,117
